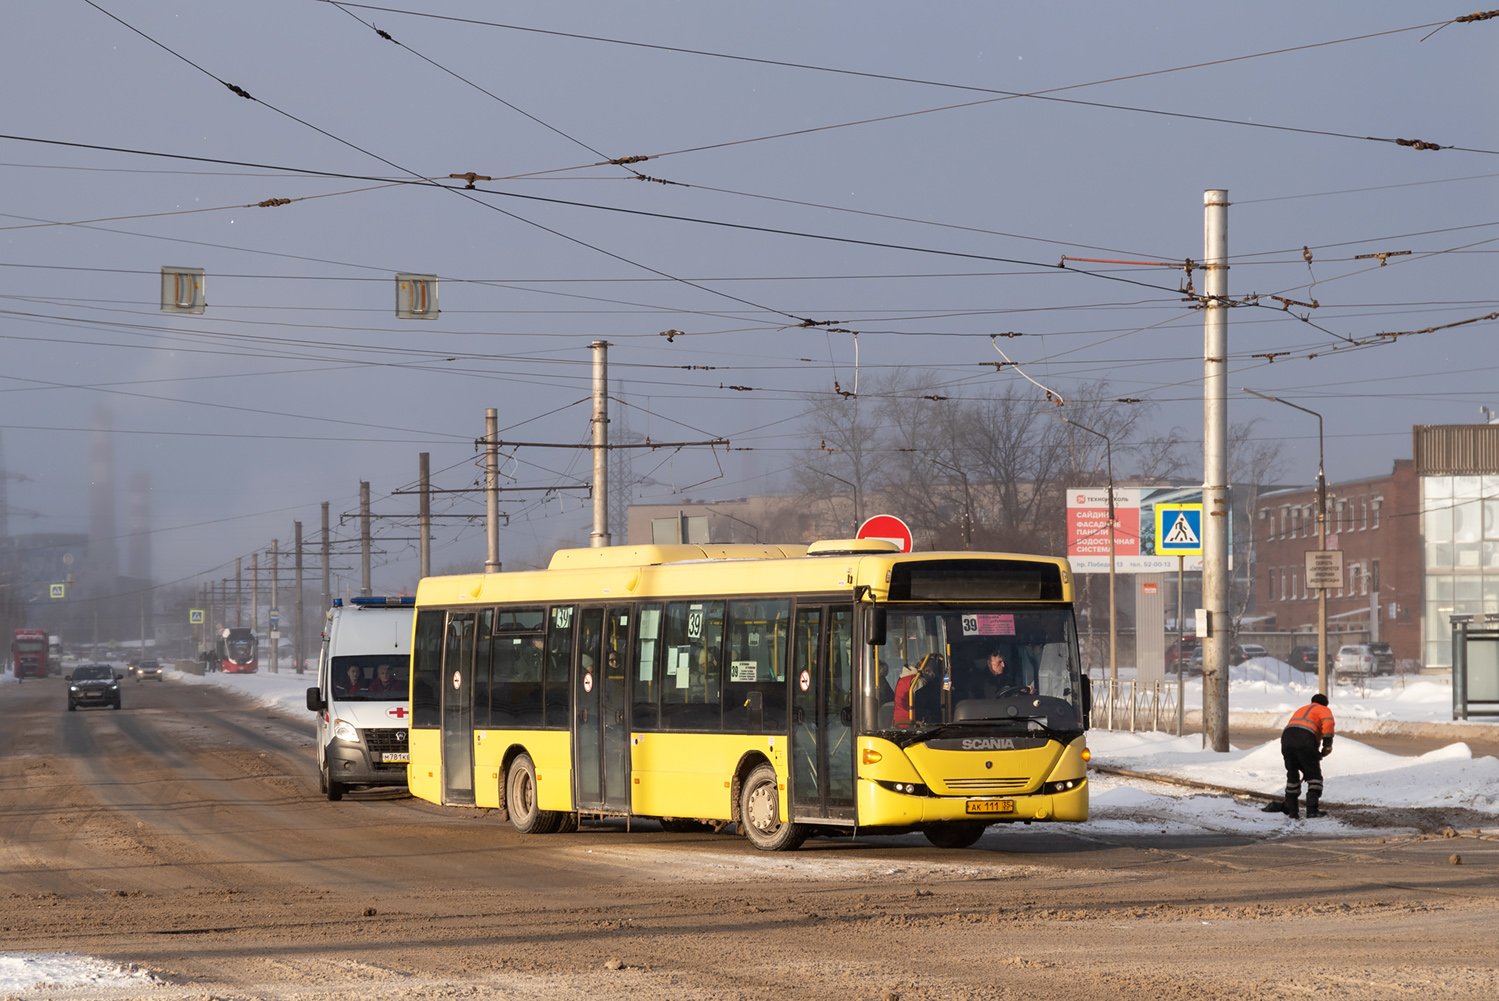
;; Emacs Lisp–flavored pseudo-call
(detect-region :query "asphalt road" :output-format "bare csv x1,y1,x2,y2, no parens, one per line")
2,675,1497,1000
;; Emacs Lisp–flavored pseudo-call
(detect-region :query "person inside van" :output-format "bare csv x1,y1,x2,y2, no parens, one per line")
367,663,402,695
336,664,364,696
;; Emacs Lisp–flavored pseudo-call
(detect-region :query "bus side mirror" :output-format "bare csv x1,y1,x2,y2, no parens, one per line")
867,607,887,646
306,687,325,713
1081,676,1093,728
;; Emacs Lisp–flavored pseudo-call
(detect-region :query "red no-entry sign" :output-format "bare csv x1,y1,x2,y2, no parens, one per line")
856,514,914,553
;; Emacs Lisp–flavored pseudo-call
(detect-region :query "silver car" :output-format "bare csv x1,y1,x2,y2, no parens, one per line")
1335,644,1374,675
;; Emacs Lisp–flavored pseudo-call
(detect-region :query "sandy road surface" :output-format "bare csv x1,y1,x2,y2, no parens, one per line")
2,676,1497,1000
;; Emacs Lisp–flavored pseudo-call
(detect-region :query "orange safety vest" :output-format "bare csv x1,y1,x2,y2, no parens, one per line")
1286,702,1334,738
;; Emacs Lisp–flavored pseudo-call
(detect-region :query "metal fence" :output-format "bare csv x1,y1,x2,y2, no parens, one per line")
1092,678,1183,734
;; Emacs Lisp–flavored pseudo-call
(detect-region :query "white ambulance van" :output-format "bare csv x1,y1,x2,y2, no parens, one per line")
305,596,415,800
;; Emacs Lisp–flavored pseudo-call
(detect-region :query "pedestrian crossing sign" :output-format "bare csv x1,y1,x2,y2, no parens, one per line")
189,609,205,624
50,583,65,599
1154,504,1203,555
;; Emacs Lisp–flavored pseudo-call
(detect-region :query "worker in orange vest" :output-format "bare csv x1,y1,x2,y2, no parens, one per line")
1261,693,1334,818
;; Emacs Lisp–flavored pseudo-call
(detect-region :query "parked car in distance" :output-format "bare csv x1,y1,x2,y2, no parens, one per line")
1230,643,1269,665
1165,635,1199,672
134,658,163,681
67,663,122,710
1335,644,1375,675
1367,642,1395,675
1288,645,1329,674
1187,645,1204,675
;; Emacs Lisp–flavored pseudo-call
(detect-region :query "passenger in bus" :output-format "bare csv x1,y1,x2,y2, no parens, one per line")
336,664,365,696
367,663,401,694
973,647,1032,699
893,654,942,725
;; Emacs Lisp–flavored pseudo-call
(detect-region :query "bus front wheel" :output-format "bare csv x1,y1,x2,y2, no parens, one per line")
507,754,560,834
740,764,804,851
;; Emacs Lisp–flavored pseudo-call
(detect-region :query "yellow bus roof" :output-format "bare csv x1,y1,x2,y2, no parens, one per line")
415,545,1074,606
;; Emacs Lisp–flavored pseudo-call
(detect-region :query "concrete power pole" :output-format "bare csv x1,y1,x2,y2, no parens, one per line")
270,538,279,674
485,410,501,573
320,501,331,617
1202,189,1231,752
419,451,432,580
294,520,305,675
251,552,259,648
235,557,242,627
355,482,370,599
591,339,610,548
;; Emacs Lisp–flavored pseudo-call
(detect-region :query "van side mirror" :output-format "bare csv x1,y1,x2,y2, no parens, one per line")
867,607,887,646
305,687,325,713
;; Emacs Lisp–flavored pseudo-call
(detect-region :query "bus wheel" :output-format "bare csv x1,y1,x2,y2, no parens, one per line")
554,812,579,834
506,754,560,834
924,822,986,849
740,764,804,851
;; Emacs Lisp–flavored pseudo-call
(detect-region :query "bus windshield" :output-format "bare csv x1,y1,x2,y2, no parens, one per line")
866,607,1083,736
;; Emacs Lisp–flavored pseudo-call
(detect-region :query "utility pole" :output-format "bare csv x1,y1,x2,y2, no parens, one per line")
591,339,610,547
321,501,331,617
251,552,259,648
294,520,305,675
235,558,242,627
419,451,432,579
1202,188,1231,752
485,411,501,573
360,482,372,596
270,538,280,674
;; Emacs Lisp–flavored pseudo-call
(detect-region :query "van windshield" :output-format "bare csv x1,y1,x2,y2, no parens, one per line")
331,655,410,701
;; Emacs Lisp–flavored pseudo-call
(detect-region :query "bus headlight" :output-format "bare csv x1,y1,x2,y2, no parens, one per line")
1041,778,1086,795
332,720,359,742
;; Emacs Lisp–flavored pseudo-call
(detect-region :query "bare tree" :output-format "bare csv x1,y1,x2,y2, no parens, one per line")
1227,418,1287,636
789,391,888,535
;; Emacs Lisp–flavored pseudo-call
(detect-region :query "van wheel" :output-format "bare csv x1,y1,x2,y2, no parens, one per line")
323,767,344,801
924,822,986,849
739,764,804,851
506,754,559,833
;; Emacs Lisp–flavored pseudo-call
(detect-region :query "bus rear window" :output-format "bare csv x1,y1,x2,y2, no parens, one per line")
888,560,1063,601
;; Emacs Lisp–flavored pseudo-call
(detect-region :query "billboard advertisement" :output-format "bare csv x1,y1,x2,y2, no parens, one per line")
1067,486,1219,573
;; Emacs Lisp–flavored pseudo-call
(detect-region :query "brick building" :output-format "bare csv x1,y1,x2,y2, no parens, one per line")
1253,459,1421,669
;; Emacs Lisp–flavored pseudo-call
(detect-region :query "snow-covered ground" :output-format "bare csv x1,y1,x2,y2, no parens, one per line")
0,954,159,995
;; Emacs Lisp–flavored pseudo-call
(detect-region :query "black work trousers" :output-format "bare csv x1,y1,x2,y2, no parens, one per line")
1281,726,1323,803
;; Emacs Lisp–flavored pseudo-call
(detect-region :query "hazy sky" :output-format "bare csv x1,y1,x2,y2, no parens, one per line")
2,1,1495,596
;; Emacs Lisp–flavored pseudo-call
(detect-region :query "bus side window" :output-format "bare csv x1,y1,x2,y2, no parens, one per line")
722,599,789,733
633,604,662,730
411,609,445,729
661,600,724,731
473,609,494,730
544,606,574,729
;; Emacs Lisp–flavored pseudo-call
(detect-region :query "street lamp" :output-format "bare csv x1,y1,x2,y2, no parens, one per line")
1244,389,1328,695
1055,416,1117,682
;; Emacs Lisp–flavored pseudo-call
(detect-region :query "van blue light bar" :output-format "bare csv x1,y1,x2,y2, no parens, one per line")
346,596,415,606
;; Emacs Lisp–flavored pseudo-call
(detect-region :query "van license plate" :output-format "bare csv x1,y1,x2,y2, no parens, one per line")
966,799,1014,814
381,752,410,763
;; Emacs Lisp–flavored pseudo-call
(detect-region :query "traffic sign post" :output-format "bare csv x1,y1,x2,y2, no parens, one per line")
856,514,914,553
1154,504,1203,556
1305,549,1343,590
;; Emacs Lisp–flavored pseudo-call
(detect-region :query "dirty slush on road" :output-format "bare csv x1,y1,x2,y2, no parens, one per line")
3,680,1497,1000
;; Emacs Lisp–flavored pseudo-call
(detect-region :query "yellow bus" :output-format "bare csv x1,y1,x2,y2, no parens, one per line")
407,539,1091,850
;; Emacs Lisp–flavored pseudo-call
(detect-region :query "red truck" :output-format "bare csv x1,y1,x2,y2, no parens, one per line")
12,629,49,679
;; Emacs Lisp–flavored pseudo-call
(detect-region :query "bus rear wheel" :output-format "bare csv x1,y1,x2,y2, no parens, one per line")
924,822,986,849
507,754,561,834
740,764,804,851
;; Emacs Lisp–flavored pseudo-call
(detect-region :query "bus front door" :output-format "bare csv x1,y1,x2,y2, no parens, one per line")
441,611,476,806
574,606,632,813
790,604,856,823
